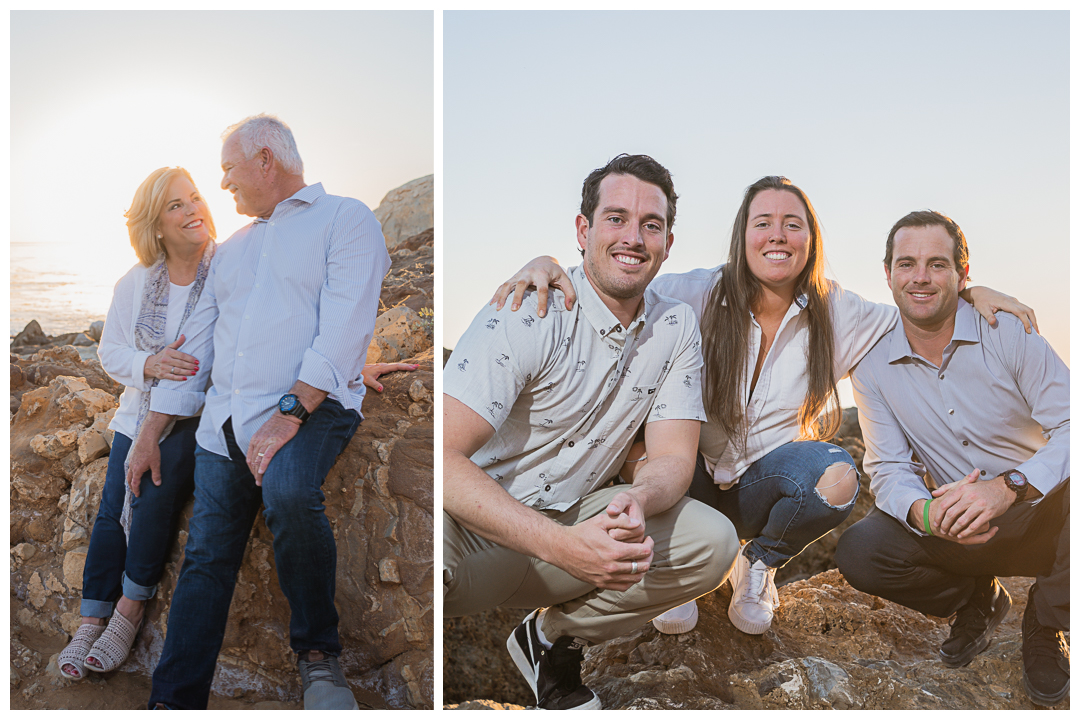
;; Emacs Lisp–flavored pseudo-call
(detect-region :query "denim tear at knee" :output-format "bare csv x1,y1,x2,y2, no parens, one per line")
813,461,860,511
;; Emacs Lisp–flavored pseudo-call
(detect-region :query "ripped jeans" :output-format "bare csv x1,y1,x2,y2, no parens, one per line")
689,441,859,569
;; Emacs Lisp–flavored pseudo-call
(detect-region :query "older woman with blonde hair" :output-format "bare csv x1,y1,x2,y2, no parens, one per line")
57,166,216,679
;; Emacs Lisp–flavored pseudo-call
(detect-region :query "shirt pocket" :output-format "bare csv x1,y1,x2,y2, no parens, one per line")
772,336,810,412
598,380,660,454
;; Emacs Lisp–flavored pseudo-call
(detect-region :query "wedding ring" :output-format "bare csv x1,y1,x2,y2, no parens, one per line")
631,561,638,574
257,452,266,457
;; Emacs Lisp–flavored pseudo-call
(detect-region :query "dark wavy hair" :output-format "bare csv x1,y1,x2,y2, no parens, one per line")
580,154,678,230
699,176,839,449
884,209,969,271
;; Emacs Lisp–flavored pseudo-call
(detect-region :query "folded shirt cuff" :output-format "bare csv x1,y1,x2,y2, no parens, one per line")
132,351,152,391
298,349,341,396
149,386,205,417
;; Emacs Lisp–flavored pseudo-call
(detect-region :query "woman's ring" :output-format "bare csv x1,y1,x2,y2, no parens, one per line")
631,561,638,574
257,452,265,457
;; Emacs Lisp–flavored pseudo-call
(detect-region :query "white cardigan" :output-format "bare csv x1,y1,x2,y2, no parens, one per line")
98,262,207,440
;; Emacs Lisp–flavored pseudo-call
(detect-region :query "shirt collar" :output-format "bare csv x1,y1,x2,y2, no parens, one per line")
569,265,645,339
252,183,325,223
887,297,977,363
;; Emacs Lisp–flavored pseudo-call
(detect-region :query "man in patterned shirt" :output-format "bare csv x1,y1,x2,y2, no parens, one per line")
444,155,737,710
127,115,391,709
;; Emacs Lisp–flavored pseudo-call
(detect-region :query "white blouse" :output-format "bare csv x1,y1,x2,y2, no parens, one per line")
650,265,899,488
98,263,205,440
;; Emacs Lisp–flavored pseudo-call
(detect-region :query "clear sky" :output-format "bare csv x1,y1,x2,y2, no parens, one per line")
444,10,1069,405
11,10,434,270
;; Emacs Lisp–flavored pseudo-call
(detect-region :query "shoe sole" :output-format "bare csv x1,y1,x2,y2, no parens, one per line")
1024,674,1070,707
507,617,542,704
939,590,1012,668
728,603,772,635
652,602,699,635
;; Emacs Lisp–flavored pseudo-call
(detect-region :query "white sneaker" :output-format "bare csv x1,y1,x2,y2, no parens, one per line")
727,544,779,635
651,599,699,634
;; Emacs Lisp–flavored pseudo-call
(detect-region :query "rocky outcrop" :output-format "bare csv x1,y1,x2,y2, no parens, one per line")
373,175,434,252
443,411,1067,710
11,220,435,709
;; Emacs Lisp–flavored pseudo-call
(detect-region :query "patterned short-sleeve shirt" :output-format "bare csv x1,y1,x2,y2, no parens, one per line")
445,265,706,510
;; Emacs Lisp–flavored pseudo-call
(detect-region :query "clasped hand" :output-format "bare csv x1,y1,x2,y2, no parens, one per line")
926,469,1013,544
559,491,653,592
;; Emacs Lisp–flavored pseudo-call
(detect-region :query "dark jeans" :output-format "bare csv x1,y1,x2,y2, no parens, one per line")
836,480,1069,631
689,441,859,569
81,417,199,617
149,399,361,709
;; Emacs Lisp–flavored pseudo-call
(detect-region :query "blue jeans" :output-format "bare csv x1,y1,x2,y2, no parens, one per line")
149,399,360,710
81,417,199,617
689,441,859,569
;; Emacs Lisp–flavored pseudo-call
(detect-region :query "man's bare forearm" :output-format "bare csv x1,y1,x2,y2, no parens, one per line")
625,452,696,518
137,411,175,441
290,380,328,414
443,449,569,566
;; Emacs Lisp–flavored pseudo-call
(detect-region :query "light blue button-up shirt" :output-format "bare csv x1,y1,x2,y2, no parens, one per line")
852,298,1070,533
149,183,391,457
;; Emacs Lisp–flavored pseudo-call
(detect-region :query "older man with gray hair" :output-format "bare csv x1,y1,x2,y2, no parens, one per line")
128,114,392,709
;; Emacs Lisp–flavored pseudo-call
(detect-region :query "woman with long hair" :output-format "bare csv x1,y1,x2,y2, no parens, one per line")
57,167,216,679
491,175,1034,636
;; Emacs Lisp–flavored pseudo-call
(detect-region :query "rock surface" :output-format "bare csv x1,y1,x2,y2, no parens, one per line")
373,175,434,252
443,410,1068,710
11,207,435,709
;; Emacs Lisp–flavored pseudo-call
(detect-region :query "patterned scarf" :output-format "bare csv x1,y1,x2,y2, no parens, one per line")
120,241,215,540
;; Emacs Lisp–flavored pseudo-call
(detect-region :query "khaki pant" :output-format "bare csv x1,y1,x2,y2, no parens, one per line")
443,485,739,643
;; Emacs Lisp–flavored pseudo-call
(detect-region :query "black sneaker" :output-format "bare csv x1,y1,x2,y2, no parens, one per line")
1022,584,1070,706
939,576,1012,668
506,609,602,710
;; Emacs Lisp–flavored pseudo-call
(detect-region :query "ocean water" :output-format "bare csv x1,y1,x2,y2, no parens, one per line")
10,241,139,337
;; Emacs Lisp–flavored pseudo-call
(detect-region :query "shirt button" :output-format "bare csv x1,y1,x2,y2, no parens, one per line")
980,470,986,476
615,325,622,332
269,221,275,226
234,389,240,394
963,441,969,446
568,441,575,448
544,485,551,491
939,374,945,380
948,409,954,415
245,315,250,320
600,329,606,336
238,352,244,357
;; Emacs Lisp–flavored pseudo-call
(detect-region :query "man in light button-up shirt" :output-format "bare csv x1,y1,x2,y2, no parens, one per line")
837,210,1069,706
444,155,736,710
128,115,391,710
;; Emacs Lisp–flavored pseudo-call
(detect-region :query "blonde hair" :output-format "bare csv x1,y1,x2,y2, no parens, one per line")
125,167,216,266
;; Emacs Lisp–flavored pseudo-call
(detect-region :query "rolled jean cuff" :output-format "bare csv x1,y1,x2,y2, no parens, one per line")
122,571,158,602
80,598,114,618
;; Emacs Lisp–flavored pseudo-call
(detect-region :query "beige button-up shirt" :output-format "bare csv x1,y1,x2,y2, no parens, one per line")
851,298,1070,534
445,265,706,510
650,265,899,488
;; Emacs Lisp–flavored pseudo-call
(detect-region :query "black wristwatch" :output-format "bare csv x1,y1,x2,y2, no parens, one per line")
1001,469,1029,504
278,393,310,423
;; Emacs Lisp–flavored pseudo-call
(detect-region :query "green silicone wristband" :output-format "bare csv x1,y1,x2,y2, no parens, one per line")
923,499,934,536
